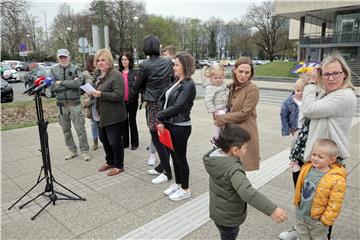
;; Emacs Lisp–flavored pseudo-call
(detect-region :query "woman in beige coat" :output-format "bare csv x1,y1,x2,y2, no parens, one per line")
214,57,260,171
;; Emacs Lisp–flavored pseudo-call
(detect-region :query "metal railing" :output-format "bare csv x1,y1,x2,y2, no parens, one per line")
300,31,360,44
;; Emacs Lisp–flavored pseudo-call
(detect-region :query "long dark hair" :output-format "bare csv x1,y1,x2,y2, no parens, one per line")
118,52,134,71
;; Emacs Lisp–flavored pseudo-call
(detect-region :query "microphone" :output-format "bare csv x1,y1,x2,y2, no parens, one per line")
33,77,55,93
23,76,46,94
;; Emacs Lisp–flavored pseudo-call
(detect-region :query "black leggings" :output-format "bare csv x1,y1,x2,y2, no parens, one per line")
166,124,191,189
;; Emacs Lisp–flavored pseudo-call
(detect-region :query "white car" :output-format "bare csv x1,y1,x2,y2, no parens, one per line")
1,64,19,82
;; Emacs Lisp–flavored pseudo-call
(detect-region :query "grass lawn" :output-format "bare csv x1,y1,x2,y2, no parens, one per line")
254,61,298,78
1,98,58,131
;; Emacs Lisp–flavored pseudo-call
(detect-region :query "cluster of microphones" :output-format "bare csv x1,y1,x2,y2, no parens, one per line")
23,76,55,95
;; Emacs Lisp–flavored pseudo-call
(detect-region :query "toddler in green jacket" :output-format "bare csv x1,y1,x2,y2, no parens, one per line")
203,124,287,240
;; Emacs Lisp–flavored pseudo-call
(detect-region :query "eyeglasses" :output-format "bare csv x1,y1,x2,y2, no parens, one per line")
322,71,343,79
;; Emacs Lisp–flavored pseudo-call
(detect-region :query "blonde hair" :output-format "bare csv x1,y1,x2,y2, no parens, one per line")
202,64,225,80
294,78,306,90
312,138,339,158
94,49,114,69
318,52,355,91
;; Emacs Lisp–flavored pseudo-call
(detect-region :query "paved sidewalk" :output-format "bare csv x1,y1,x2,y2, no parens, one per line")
1,80,359,240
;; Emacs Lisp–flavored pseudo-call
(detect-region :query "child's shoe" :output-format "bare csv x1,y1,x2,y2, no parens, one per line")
279,226,297,240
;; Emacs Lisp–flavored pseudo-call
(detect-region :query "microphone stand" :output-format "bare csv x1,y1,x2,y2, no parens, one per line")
8,91,86,220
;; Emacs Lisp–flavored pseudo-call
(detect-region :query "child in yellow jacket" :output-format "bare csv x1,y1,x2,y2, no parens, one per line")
293,138,347,240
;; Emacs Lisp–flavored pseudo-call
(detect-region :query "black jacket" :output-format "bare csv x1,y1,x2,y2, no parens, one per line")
131,56,173,102
156,79,196,124
126,69,138,103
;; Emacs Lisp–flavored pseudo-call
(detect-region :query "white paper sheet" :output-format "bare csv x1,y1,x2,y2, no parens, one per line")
80,83,96,94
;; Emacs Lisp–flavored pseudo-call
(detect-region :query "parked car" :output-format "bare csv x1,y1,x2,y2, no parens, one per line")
0,64,19,82
1,77,14,102
14,62,29,71
24,64,54,98
2,60,22,69
198,60,212,68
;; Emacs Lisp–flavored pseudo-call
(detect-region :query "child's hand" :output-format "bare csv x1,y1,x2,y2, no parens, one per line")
271,208,287,223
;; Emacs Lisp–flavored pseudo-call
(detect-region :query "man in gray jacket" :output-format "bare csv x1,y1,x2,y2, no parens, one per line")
50,48,90,161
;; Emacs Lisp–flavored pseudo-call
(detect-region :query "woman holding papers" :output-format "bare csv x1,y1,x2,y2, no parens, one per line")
90,49,127,176
156,52,196,201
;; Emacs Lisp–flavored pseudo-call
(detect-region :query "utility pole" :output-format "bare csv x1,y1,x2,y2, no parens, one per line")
42,11,49,44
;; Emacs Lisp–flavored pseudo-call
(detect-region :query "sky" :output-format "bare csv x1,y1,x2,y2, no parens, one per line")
30,0,261,30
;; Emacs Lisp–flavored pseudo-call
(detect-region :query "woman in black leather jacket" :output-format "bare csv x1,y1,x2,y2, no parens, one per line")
156,52,196,201
131,35,174,184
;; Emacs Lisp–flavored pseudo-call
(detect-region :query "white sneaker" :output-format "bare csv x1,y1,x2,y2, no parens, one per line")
65,151,77,160
147,153,156,166
148,169,160,175
151,173,169,184
279,226,297,240
81,152,90,161
169,188,191,201
164,183,180,196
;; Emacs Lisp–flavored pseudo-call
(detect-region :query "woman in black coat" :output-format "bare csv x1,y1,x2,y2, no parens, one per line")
131,35,173,184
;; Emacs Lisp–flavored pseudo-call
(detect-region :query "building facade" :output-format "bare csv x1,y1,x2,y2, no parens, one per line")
275,0,360,61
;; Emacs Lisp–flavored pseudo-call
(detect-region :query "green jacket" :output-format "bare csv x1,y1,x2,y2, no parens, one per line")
50,63,84,105
203,149,277,227
94,68,126,127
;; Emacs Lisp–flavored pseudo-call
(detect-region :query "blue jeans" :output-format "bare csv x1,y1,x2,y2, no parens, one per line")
91,118,99,140
215,222,239,240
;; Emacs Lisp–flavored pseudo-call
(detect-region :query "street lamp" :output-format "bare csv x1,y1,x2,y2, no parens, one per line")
133,16,139,64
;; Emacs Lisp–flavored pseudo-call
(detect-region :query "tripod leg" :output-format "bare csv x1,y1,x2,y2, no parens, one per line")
8,176,45,210
19,191,46,209
53,179,86,200
54,190,85,200
30,200,52,221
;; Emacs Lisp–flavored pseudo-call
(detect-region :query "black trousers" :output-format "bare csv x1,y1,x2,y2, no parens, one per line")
166,124,191,189
292,161,332,240
150,130,172,180
123,101,139,148
98,121,125,169
215,222,239,240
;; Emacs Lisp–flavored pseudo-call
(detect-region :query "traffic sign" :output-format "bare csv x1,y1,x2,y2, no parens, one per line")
19,51,28,56
19,43,27,52
78,37,88,48
79,47,92,53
